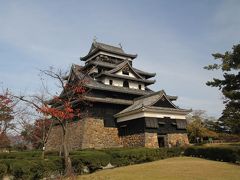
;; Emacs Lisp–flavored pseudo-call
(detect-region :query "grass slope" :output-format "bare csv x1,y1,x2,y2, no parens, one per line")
77,157,240,180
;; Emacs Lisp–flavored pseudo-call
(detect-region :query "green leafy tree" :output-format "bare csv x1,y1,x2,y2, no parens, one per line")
204,44,240,134
186,110,218,143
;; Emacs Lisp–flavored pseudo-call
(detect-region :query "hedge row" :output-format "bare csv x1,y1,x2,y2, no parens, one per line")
71,147,184,174
0,151,43,160
0,158,63,179
0,147,184,179
184,146,240,163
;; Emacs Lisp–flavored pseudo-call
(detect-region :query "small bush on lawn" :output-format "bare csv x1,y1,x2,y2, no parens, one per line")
30,159,63,179
10,161,33,180
184,147,240,163
0,163,8,178
71,151,111,173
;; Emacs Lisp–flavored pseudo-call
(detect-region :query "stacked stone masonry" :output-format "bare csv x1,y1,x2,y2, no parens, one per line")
144,132,159,148
46,118,122,151
46,118,189,151
121,133,145,147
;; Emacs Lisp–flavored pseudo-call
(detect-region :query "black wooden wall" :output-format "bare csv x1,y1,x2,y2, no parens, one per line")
117,117,187,136
87,102,128,127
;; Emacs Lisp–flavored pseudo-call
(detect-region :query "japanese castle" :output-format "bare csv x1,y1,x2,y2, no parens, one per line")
46,41,191,150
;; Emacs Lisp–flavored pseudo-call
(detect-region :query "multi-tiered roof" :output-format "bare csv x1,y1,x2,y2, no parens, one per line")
80,41,156,90
64,41,191,123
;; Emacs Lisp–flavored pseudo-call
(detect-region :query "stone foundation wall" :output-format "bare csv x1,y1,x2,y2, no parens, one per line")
46,118,122,151
166,133,189,147
121,132,158,148
46,118,189,150
144,132,158,148
81,118,122,149
46,120,86,151
121,133,145,147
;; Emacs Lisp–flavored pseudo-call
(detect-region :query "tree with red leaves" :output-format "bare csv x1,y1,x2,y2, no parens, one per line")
0,90,15,149
15,67,87,176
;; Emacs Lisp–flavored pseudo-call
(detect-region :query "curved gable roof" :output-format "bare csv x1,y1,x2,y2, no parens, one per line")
115,90,180,116
107,61,144,80
81,41,137,61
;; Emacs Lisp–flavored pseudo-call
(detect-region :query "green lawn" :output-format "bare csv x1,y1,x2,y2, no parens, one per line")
77,157,240,180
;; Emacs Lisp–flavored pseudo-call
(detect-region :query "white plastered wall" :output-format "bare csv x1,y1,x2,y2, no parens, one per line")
115,70,145,90
102,77,123,87
117,111,186,122
102,77,145,90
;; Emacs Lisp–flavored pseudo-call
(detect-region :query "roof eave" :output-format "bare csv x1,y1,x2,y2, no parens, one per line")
85,84,152,96
80,48,137,61
96,73,156,84
115,107,191,118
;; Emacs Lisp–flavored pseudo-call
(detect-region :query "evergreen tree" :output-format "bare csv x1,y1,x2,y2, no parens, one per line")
204,44,240,134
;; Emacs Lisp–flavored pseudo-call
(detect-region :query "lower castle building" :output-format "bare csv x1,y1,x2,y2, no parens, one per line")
46,41,191,151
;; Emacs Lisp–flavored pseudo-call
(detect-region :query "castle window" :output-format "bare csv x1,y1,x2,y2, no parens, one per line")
109,79,113,85
122,70,129,75
123,80,129,88
122,67,129,75
138,84,142,90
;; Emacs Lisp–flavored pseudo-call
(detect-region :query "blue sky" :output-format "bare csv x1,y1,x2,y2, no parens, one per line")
0,0,240,117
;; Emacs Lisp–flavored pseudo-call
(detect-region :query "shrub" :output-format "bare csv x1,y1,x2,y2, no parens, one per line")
10,161,33,180
71,151,111,173
106,147,184,167
0,147,185,177
30,159,62,179
0,151,42,160
184,146,240,163
44,150,59,156
0,158,63,180
0,163,7,178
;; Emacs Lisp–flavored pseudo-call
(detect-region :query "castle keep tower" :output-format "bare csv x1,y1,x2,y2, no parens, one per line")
46,41,190,150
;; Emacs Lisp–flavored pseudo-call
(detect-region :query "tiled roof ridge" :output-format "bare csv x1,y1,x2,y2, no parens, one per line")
71,64,154,95
93,41,124,53
133,90,165,101
106,60,145,80
81,41,137,61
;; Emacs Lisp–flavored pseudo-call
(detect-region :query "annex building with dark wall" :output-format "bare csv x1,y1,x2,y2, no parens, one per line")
46,41,191,151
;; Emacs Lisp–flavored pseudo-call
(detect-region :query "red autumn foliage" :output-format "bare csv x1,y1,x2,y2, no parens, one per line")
0,91,14,135
39,85,85,122
74,87,86,94
0,133,10,148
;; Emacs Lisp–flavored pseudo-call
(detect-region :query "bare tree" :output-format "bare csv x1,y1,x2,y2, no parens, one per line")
15,67,87,176
0,89,16,140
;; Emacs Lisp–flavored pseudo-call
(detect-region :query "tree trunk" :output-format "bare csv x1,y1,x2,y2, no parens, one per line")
62,123,72,176
42,145,45,159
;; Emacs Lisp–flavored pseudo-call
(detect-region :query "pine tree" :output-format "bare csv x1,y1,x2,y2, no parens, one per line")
204,44,240,134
